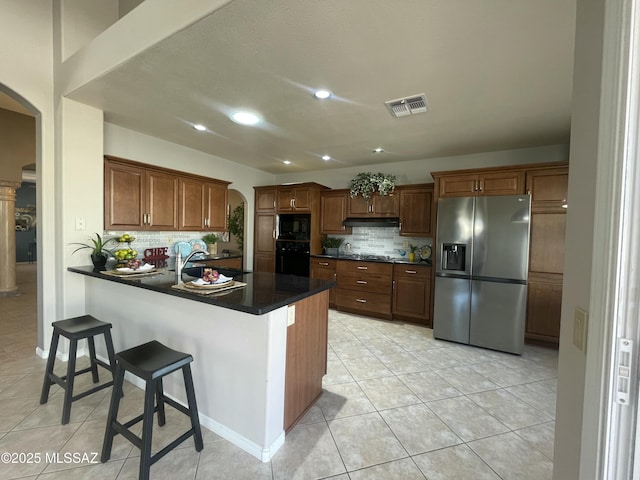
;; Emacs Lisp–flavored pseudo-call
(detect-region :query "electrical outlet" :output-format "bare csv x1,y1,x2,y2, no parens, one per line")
75,217,86,230
402,239,409,248
167,236,173,244
573,306,588,352
287,305,296,326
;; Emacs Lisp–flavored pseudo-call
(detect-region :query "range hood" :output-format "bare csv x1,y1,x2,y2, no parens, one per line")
342,217,400,227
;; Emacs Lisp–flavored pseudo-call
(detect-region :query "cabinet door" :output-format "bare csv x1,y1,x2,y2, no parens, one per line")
146,170,179,231
347,194,370,216
372,193,399,216
310,259,337,307
291,188,311,211
179,177,205,230
104,161,145,229
393,276,430,323
254,213,276,272
438,174,479,198
321,190,351,234
255,187,277,213
277,188,295,212
526,274,562,343
529,213,566,274
478,171,525,196
526,167,569,211
204,181,228,231
398,187,433,236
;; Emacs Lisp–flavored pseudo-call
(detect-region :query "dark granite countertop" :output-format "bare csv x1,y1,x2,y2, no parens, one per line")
68,265,336,316
311,254,432,266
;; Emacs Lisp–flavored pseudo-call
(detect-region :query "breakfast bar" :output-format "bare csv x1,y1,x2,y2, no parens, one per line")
68,265,335,462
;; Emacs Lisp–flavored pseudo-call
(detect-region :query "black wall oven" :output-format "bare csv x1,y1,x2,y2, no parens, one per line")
276,241,310,277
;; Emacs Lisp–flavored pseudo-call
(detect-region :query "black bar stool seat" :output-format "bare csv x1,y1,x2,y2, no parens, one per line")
40,315,116,424
101,340,203,480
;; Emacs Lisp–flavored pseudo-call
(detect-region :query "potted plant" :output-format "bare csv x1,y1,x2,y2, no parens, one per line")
71,233,116,269
408,243,418,262
322,237,344,256
202,233,218,256
227,202,244,252
349,172,396,200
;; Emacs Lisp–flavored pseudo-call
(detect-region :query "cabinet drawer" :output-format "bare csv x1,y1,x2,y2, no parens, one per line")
311,258,337,271
336,260,393,276
336,289,392,315
392,264,430,280
337,272,392,294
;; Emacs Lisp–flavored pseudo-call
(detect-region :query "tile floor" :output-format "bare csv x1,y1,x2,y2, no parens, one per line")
0,264,558,479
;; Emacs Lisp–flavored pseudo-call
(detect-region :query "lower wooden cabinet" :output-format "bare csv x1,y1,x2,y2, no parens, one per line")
526,273,563,343
335,260,393,320
253,213,276,272
392,264,431,325
310,258,337,307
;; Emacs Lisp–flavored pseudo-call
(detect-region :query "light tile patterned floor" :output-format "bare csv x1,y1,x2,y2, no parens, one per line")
0,264,557,479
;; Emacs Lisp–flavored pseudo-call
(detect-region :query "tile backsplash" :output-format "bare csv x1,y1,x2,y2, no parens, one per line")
103,231,226,257
328,226,432,258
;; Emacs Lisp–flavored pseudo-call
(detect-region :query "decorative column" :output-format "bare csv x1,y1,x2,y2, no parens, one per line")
0,180,22,296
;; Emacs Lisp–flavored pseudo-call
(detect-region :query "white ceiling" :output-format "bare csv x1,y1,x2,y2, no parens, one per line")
16,0,578,175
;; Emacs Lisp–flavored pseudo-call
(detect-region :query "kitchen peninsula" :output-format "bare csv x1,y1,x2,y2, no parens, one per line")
68,265,335,462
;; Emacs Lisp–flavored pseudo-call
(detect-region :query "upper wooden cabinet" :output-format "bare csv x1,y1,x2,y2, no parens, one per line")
104,156,230,232
278,186,312,212
179,177,229,231
255,187,277,213
397,184,434,236
105,159,179,231
435,170,525,198
526,167,569,212
347,192,399,217
320,189,352,234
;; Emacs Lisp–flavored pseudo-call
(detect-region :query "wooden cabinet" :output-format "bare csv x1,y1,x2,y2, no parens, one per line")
320,190,352,234
105,156,229,232
104,158,179,231
397,184,434,236
278,186,311,212
347,192,399,217
435,170,525,198
256,187,277,213
525,165,568,345
335,260,393,319
392,264,431,325
310,257,337,307
254,186,277,272
201,256,243,271
178,178,228,231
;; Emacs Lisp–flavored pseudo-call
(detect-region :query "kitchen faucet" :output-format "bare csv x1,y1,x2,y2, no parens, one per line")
175,248,209,284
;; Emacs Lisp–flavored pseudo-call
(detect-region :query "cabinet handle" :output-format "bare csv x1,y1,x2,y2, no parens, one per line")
405,270,417,274
356,299,367,303
357,266,368,270
478,180,483,192
356,280,368,284
272,229,276,239
319,262,329,266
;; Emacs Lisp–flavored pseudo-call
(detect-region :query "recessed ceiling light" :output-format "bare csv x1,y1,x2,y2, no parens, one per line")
373,147,384,153
283,160,291,165
321,155,331,161
230,111,261,126
313,89,332,100
193,124,207,131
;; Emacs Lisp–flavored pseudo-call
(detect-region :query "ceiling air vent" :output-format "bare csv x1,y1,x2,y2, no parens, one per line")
385,94,428,118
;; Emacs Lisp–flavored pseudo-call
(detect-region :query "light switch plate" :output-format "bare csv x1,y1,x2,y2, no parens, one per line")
573,306,589,352
74,217,86,230
287,305,296,326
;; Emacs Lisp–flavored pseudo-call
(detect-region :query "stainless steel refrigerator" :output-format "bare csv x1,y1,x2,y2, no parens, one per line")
433,195,531,354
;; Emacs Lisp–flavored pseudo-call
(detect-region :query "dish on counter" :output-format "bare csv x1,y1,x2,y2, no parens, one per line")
184,278,234,290
174,241,192,256
419,245,432,261
114,263,156,275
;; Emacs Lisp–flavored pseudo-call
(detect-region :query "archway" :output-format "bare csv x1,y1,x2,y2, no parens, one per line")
220,188,247,269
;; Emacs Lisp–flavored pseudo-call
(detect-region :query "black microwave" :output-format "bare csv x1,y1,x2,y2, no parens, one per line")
278,214,311,240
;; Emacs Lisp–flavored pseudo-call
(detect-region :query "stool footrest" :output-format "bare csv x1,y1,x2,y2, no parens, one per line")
150,430,196,466
112,421,143,450
71,381,113,402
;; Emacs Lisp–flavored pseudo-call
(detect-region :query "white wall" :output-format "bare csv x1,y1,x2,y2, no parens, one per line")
275,144,569,188
553,0,604,478
60,0,119,61
0,0,56,349
104,123,276,268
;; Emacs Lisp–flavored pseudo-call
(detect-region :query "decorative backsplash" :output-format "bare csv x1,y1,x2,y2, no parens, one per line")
328,226,432,258
103,231,226,257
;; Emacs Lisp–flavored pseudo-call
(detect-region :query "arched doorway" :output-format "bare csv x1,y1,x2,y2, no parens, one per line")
221,189,246,269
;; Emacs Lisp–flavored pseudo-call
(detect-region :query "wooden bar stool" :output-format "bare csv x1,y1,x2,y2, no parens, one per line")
101,340,204,480
40,315,116,424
